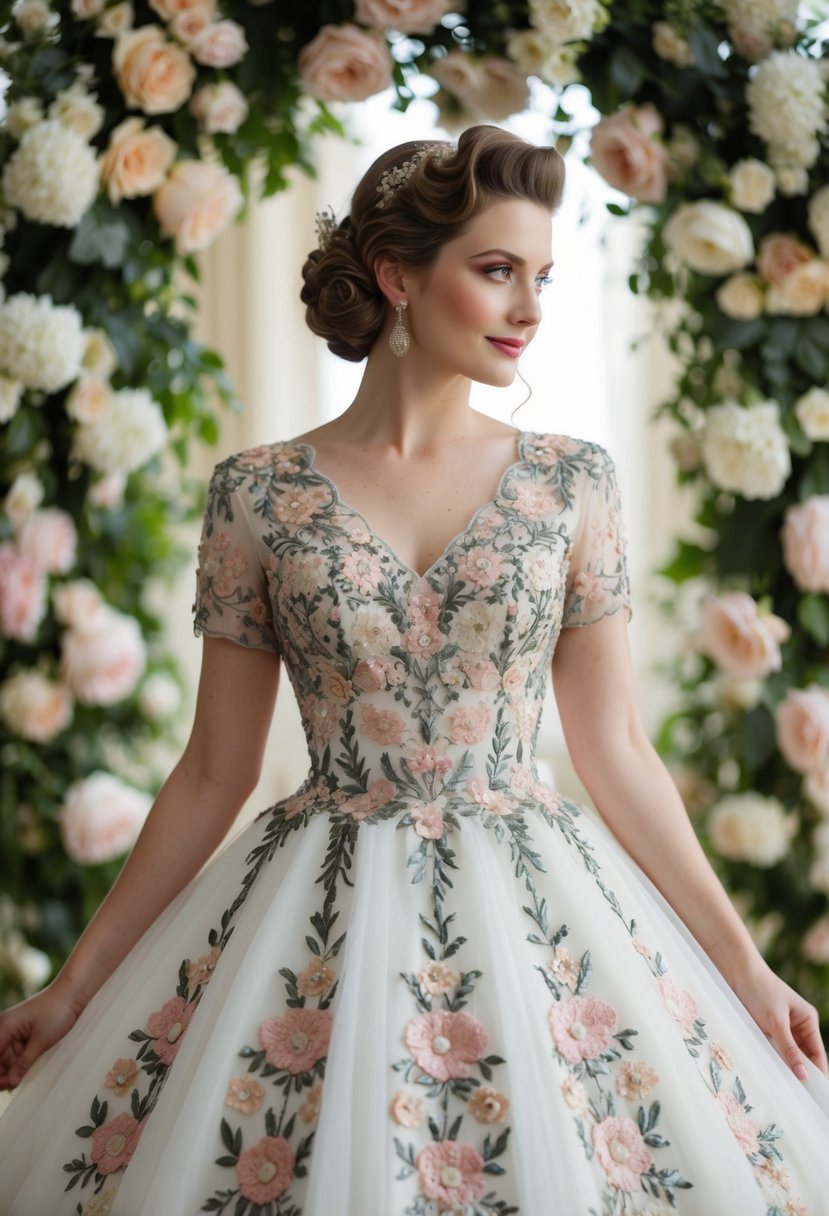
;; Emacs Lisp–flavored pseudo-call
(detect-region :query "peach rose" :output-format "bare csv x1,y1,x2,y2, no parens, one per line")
191,19,248,67
766,259,829,316
0,543,47,642
61,607,147,705
756,233,815,288
776,686,829,775
59,770,152,863
781,496,829,593
354,0,453,33
0,670,73,742
169,6,213,45
65,374,111,424
149,0,215,19
189,81,248,134
589,103,672,204
100,116,177,204
153,159,242,254
113,24,196,115
17,508,77,574
53,579,106,628
794,388,829,441
699,591,789,678
716,272,764,320
297,23,392,102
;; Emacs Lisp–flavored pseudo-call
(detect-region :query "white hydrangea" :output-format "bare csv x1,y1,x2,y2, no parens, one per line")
49,83,105,141
808,184,829,258
0,293,84,392
72,387,168,474
505,27,581,86
721,0,799,51
2,119,99,228
701,400,791,500
5,97,43,139
528,0,604,43
0,373,24,423
708,792,796,867
747,52,827,171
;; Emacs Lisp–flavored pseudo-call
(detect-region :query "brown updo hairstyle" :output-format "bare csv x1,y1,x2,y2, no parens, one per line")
300,124,566,362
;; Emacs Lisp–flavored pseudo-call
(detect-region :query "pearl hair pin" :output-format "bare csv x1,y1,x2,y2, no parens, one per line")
375,141,456,209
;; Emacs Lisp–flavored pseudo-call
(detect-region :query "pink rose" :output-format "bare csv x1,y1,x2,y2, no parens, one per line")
297,24,392,102
169,7,213,45
191,19,248,67
757,233,815,288
781,496,829,593
53,579,105,628
592,1116,653,1191
59,771,151,863
0,670,73,743
0,543,47,641
61,607,147,705
354,0,453,34
259,1007,332,1074
100,116,177,204
189,81,248,134
589,103,672,204
415,1140,487,1209
431,50,528,121
699,591,790,678
776,686,829,774
236,1136,294,1204
113,25,196,115
17,508,77,574
153,160,243,254
146,994,195,1064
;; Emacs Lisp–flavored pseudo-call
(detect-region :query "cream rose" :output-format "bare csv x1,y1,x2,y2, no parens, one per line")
72,0,105,15
153,160,242,254
663,201,754,276
49,84,105,140
794,388,829,441
354,0,453,33
708,792,796,867
169,6,212,45
59,771,152,864
699,591,789,679
113,24,196,115
728,158,776,214
756,232,814,288
781,496,829,592
81,327,118,378
100,116,177,204
589,103,671,204
189,81,248,134
776,685,829,775
95,0,134,37
716,273,764,320
61,607,147,705
17,508,77,574
651,21,693,66
297,23,393,102
191,19,248,67
765,259,829,316
0,670,73,743
701,400,790,500
53,579,106,628
4,471,43,528
808,184,829,258
65,374,111,424
0,375,24,424
804,766,829,817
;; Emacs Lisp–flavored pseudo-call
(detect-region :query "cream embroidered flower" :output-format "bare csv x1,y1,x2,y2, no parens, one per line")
225,1075,265,1114
616,1059,660,1100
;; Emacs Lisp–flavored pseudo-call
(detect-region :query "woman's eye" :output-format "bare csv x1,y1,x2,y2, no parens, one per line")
484,265,513,281
535,274,554,290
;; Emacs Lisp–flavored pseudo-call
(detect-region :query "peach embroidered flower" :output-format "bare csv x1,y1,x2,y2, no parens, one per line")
657,976,700,1037
235,1135,295,1204
573,570,605,604
616,1060,660,1100
716,1090,760,1154
342,551,383,594
259,1007,332,1075
561,1072,589,1114
548,995,617,1064
340,778,396,820
81,1188,118,1216
417,961,458,995
352,658,386,692
360,704,405,746
410,796,447,839
501,663,526,694
146,995,195,1065
225,1075,265,1115
186,944,221,987
547,947,580,989
468,1085,509,1123
274,485,329,526
711,1040,733,1070
90,1112,144,1173
323,668,352,701
390,1088,424,1127
456,545,502,588
404,1009,488,1081
592,1115,653,1191
297,959,335,997
415,1140,487,1208
448,702,491,745
511,482,559,519
104,1057,139,1096
299,1080,323,1123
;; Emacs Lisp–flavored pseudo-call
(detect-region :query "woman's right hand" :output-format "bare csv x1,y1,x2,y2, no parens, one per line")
0,983,84,1090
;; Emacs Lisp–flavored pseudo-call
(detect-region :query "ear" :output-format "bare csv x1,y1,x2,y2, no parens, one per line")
373,254,409,307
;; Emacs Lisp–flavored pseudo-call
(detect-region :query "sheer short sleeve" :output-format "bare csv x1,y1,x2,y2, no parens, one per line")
192,458,279,654
562,444,632,629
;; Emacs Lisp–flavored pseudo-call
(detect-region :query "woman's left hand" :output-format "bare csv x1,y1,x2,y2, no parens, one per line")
733,962,828,1081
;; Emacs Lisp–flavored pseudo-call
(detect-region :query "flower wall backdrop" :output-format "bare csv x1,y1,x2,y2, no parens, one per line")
0,0,828,1027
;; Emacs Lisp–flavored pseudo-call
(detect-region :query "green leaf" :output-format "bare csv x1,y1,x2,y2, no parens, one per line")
688,26,728,77
69,208,131,268
739,707,776,775
793,334,828,381
797,594,829,646
658,540,710,582
609,46,647,96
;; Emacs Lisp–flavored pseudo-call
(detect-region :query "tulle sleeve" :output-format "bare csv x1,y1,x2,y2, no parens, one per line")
561,445,632,629
192,459,280,654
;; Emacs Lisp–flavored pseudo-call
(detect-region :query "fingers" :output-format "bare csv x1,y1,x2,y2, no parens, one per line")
790,1002,829,1077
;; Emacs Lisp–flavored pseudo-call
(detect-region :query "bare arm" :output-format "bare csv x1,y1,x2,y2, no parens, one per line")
552,610,827,1080
0,636,280,1087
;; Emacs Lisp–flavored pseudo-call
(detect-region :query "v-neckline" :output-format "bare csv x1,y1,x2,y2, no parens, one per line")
295,431,528,582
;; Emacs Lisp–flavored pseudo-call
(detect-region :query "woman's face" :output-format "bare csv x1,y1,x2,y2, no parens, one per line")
402,197,554,386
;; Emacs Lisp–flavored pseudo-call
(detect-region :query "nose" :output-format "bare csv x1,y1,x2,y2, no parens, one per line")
509,278,543,328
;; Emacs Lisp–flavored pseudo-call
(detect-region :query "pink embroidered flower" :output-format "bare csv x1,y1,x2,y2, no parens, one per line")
711,1040,733,1070
249,596,269,624
716,1090,760,1154
411,797,447,839
616,1060,660,1100
460,654,501,690
548,995,618,1064
407,744,450,774
297,959,335,997
573,570,606,604
511,483,559,519
485,790,515,816
225,1075,265,1114
501,663,526,694
457,545,502,588
561,1073,589,1114
526,434,577,464
416,1140,488,1208
274,485,329,525
510,765,532,795
417,961,459,995
409,590,441,624
657,976,700,1037
468,1085,510,1123
448,702,491,745
259,1007,332,1075
390,1088,424,1127
547,947,580,988
592,1115,653,1191
404,617,443,657
302,695,338,747
90,1112,144,1174
146,995,195,1064
404,1009,488,1081
299,1079,323,1123
235,1135,295,1203
104,1057,139,1097
186,944,221,986
352,659,386,692
360,704,405,746
531,781,561,814
272,444,305,474
342,551,383,594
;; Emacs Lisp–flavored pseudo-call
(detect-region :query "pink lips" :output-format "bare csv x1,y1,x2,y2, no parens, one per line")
486,337,525,358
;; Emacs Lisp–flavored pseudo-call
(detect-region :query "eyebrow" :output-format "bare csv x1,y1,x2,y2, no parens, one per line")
469,247,555,270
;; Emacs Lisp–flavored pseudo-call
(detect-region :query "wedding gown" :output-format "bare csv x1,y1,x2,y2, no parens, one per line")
1,431,828,1216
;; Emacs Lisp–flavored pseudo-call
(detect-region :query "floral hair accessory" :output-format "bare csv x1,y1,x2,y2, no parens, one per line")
375,142,455,209
314,205,338,252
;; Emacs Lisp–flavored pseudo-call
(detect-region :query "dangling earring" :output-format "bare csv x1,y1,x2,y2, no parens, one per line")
389,300,410,358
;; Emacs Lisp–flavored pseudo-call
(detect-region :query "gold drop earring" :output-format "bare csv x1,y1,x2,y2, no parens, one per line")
389,300,410,358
